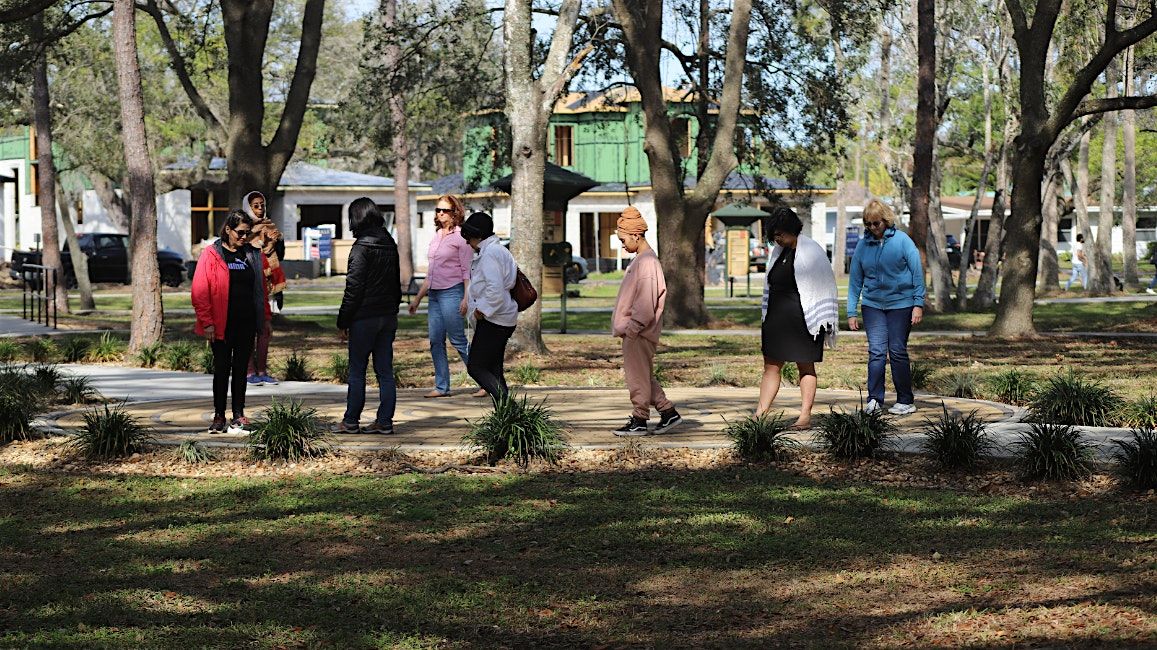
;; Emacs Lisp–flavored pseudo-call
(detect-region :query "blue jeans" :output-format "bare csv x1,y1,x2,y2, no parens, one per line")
344,316,397,426
1148,266,1157,289
427,283,470,393
1066,263,1087,290
862,306,914,406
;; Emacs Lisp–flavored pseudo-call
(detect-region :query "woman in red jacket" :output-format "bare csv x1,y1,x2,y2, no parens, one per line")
192,209,278,434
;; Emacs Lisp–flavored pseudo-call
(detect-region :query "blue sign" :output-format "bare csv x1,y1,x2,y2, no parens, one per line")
845,226,861,257
318,232,333,259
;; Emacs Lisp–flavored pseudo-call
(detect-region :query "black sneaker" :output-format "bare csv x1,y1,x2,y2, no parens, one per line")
655,408,682,433
613,416,649,437
362,421,394,435
208,414,226,434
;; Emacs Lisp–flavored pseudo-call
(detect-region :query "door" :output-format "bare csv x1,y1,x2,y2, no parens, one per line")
92,234,129,282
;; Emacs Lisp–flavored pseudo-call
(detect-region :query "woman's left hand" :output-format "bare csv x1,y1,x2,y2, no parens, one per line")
911,306,924,326
459,298,468,316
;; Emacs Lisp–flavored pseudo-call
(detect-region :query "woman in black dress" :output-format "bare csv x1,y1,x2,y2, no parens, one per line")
757,207,839,428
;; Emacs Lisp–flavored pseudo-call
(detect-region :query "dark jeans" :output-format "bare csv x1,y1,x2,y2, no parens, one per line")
344,316,397,426
862,305,914,405
211,330,256,418
467,318,516,402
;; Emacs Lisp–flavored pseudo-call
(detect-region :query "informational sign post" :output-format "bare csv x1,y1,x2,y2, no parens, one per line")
725,228,751,297
302,224,337,276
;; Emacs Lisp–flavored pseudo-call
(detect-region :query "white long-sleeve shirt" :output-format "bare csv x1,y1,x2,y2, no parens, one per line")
468,235,518,327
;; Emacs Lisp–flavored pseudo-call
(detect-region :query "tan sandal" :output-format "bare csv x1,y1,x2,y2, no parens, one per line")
471,389,489,398
423,390,451,398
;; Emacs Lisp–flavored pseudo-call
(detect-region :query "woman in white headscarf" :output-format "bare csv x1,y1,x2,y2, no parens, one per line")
242,191,285,386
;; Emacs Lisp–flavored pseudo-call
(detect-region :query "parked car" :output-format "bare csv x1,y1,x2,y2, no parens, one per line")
9,233,186,288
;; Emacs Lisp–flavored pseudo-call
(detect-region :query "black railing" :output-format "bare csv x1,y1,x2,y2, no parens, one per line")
21,264,58,329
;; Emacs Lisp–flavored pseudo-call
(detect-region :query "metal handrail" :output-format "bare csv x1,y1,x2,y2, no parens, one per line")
20,263,57,329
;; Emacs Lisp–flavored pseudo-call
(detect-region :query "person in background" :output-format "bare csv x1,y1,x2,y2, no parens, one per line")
757,206,838,429
1065,233,1088,291
191,209,272,434
1145,244,1157,294
461,212,518,402
336,198,401,435
408,194,484,398
243,191,286,386
611,206,680,436
847,199,925,416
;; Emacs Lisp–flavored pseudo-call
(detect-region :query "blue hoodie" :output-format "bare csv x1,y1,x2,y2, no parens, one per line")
847,226,926,318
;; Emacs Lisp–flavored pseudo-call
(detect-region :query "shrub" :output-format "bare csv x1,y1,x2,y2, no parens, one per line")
0,340,20,362
27,338,58,363
248,398,332,461
88,332,125,363
29,363,63,396
0,366,44,443
59,337,92,363
327,353,350,383
920,404,994,470
173,439,215,464
134,342,162,368
161,341,196,372
281,350,312,382
985,368,1037,406
463,393,568,467
1029,370,1117,426
939,368,980,399
1012,422,1095,482
452,370,472,388
724,411,798,462
780,363,800,387
1112,427,1157,490
652,363,668,385
512,363,541,385
59,375,100,405
814,404,895,460
198,343,215,374
910,362,934,391
702,365,741,387
392,362,417,388
71,402,155,459
1116,395,1157,430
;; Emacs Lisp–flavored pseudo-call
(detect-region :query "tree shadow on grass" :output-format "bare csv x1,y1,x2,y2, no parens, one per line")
0,466,1152,647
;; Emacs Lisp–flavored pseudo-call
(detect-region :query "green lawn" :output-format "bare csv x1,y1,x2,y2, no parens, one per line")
0,465,1152,647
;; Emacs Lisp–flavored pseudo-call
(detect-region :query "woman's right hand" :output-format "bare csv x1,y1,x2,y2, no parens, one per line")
408,298,420,315
203,325,215,340
847,317,859,331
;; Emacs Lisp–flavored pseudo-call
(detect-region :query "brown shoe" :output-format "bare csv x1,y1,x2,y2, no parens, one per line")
471,388,489,398
423,390,451,398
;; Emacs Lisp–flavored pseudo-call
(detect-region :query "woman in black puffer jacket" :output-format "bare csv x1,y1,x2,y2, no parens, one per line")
336,198,402,434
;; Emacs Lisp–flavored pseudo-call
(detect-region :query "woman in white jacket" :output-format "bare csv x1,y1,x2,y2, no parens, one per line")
757,206,839,428
460,212,518,402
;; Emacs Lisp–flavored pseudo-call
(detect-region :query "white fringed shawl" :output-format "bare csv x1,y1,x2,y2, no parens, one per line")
761,234,839,349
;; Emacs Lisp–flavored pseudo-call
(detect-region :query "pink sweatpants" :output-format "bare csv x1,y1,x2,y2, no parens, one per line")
622,336,674,420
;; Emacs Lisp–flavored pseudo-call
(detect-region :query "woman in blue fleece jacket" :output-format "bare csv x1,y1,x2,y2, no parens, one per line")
847,199,925,416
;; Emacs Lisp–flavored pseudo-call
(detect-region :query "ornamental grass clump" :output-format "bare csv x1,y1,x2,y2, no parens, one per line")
72,402,155,459
939,368,980,399
281,350,312,382
1012,422,1095,482
1029,370,1117,426
919,404,994,471
780,363,800,387
87,332,125,363
512,363,542,385
134,342,162,368
161,341,196,372
29,363,63,395
197,343,215,375
724,411,798,462
909,362,933,391
1116,395,1157,430
0,340,20,362
59,375,100,405
463,393,568,467
327,353,349,383
27,338,58,363
0,366,44,443
247,399,332,461
59,337,92,363
1112,427,1157,490
173,439,215,465
985,368,1037,406
814,403,895,460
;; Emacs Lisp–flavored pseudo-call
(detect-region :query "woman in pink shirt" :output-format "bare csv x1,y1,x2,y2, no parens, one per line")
408,195,478,397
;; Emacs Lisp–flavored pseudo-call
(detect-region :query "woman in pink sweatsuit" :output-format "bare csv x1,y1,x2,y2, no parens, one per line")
611,207,681,436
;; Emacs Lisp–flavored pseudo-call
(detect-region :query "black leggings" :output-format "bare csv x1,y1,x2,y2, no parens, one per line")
467,318,516,402
211,331,255,418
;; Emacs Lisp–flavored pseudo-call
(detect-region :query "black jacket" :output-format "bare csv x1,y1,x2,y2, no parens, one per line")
337,227,401,329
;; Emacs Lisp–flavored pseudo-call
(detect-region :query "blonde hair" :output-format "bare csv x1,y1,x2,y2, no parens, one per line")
435,194,466,228
862,199,895,227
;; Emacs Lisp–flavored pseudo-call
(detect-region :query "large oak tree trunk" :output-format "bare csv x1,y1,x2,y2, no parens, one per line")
1122,47,1139,285
1091,63,1118,295
113,0,163,352
908,0,935,273
383,0,413,284
1037,170,1060,291
927,160,953,311
31,46,69,314
991,145,1046,336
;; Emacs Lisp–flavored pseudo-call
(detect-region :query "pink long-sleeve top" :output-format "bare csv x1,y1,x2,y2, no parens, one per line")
612,249,666,344
426,226,473,290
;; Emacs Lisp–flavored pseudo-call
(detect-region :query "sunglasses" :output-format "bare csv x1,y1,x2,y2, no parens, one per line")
233,227,252,237
864,220,883,227
435,207,454,214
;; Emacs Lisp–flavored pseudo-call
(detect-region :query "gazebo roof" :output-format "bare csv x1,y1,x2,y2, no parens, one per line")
491,162,600,211
711,203,767,227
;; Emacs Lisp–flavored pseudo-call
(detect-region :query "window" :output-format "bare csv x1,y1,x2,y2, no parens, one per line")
672,117,691,158
190,188,230,244
29,162,38,206
553,125,574,166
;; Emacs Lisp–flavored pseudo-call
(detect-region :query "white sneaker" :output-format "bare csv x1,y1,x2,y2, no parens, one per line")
1147,288,1156,295
864,399,881,413
888,402,917,416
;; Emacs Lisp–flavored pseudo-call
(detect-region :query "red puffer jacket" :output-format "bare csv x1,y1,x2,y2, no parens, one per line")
192,242,282,340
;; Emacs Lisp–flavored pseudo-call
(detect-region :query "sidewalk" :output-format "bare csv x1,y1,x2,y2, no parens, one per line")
38,364,1139,459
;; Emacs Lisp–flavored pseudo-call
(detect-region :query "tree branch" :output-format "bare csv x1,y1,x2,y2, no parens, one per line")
0,0,58,23
139,0,222,133
1002,0,1028,36
1073,94,1157,119
537,0,583,114
268,0,325,169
